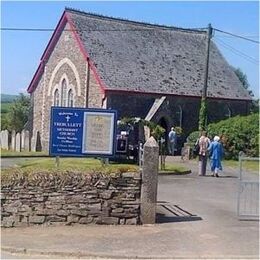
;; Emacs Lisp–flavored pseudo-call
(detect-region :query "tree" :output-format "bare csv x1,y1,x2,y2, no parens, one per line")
234,67,254,97
6,93,30,132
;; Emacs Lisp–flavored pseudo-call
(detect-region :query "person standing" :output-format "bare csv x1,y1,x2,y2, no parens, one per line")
208,135,224,177
168,127,176,156
198,131,211,176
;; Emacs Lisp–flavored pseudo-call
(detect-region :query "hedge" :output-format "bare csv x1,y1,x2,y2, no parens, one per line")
187,113,259,160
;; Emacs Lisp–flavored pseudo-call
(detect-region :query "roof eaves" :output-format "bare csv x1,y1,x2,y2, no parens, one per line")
105,88,252,101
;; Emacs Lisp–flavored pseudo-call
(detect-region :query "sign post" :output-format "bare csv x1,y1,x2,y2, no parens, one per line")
49,107,117,157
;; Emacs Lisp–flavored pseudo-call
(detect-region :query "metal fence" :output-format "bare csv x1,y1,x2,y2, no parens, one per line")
237,154,259,220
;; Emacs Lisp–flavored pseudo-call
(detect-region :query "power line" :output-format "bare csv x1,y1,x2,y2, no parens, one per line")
2,25,259,46
0,27,206,32
214,38,259,65
215,38,259,64
215,35,259,39
213,27,260,44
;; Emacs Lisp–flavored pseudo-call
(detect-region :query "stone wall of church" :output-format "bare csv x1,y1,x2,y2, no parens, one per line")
107,92,249,141
32,22,104,151
31,77,44,150
88,70,104,108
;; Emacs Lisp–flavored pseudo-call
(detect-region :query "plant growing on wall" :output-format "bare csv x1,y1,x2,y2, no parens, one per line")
198,97,207,131
140,119,165,141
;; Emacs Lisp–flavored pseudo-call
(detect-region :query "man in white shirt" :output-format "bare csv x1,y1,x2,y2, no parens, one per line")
168,127,176,156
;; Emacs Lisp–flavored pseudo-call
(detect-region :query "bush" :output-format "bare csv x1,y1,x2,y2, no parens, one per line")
187,113,259,159
186,130,200,145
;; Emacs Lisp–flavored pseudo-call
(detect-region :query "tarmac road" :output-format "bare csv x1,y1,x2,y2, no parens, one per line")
1,156,259,259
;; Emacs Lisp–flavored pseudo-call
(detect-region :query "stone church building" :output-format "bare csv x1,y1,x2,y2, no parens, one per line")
27,8,251,151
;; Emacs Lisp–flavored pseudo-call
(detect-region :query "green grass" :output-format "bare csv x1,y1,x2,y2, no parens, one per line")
158,163,190,175
1,155,190,175
1,150,48,157
2,157,139,174
223,159,259,172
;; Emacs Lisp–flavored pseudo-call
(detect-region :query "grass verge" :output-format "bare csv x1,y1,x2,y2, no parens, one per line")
1,150,48,157
223,159,259,172
1,157,190,175
159,163,191,175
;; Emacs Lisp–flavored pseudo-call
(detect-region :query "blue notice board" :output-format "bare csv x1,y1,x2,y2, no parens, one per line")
49,107,117,157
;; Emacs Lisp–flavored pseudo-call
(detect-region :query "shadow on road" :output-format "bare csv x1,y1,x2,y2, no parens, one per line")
156,201,202,224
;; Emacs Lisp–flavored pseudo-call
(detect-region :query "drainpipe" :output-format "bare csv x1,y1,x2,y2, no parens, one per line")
85,58,90,108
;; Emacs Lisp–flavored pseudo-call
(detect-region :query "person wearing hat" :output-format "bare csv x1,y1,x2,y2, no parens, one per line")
208,135,224,177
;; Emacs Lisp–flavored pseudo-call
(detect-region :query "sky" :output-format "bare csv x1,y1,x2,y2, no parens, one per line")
1,1,259,98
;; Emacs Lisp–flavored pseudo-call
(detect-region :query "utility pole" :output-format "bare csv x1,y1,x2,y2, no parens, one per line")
199,23,213,131
202,23,213,99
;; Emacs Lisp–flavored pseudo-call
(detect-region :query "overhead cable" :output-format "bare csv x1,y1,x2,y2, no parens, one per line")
0,27,206,32
215,38,259,65
213,28,260,44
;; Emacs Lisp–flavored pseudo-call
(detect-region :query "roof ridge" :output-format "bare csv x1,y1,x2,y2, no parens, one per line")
65,7,206,34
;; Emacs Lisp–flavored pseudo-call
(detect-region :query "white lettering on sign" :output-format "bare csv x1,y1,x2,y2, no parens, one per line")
54,122,82,128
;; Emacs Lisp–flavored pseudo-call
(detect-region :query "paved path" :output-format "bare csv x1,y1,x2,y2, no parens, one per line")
1,156,259,259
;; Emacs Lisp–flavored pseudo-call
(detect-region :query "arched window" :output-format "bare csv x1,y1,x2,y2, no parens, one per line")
175,105,183,128
67,89,74,107
61,79,67,107
224,105,232,119
54,89,59,106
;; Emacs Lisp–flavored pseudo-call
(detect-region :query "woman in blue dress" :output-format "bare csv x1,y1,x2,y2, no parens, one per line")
208,136,224,177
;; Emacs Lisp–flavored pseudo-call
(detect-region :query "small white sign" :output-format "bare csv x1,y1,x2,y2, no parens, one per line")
82,112,115,155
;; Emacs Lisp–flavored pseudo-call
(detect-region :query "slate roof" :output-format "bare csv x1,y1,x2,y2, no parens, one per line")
67,8,251,100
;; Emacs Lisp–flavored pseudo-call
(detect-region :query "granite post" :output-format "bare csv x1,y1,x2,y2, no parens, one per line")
140,136,159,224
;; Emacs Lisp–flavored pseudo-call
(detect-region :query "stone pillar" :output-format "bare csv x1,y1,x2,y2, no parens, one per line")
15,132,21,152
140,136,159,224
11,130,16,151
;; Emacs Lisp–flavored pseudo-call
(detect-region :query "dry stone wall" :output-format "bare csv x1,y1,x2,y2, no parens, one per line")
1,171,141,227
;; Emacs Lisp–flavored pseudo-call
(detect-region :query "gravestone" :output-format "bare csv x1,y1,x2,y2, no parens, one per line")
140,136,159,224
15,132,21,152
2,130,9,150
31,135,36,152
11,130,16,151
24,130,30,151
21,130,25,151
0,131,2,148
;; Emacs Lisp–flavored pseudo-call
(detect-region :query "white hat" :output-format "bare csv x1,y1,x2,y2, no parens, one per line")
214,136,220,142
